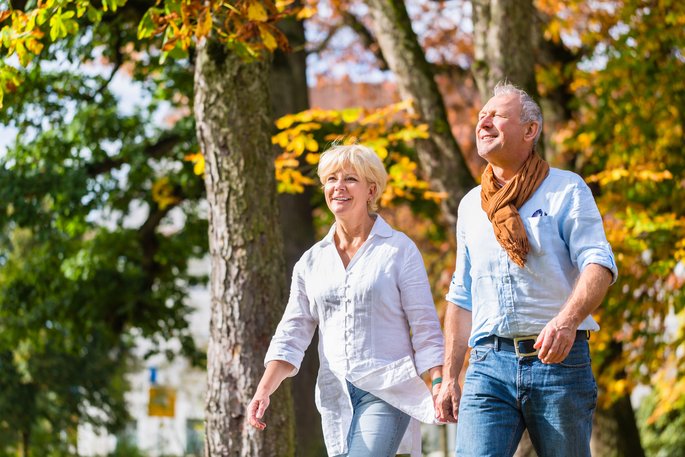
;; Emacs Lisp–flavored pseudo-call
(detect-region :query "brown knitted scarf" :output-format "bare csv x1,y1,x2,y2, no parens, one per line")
480,153,550,267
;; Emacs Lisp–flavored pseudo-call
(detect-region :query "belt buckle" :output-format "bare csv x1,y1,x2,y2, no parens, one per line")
513,336,539,357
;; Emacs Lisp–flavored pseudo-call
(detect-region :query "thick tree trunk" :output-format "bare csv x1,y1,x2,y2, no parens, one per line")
471,0,538,102
363,0,477,227
471,0,547,163
195,39,294,457
270,14,326,457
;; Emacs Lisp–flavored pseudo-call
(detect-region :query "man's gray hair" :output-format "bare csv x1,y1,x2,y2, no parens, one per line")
493,81,543,147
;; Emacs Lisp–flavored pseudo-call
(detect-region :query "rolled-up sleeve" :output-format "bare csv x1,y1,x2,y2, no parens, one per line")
446,207,473,310
398,243,444,375
264,259,317,376
563,180,618,284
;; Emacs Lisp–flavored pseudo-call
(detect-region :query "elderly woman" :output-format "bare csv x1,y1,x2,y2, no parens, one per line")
247,144,444,457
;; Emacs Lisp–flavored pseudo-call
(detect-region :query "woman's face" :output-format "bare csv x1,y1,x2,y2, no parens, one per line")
323,168,376,220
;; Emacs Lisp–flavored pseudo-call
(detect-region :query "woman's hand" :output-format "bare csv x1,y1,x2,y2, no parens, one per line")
246,360,296,431
247,392,270,430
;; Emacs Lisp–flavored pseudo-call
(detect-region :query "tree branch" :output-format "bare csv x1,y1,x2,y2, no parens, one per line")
340,11,388,71
85,133,183,177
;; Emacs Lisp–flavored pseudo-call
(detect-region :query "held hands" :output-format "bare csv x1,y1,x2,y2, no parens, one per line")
247,392,270,431
434,379,461,424
534,318,578,364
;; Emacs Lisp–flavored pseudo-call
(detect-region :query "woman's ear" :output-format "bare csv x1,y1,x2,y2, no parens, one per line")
368,183,377,201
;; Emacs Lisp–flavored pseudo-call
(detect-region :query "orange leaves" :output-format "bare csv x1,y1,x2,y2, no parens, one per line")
135,0,299,61
184,152,206,176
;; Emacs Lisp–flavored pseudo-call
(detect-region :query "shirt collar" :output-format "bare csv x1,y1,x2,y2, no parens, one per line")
321,214,393,246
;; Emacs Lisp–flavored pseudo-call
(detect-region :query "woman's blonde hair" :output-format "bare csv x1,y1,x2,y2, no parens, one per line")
317,144,388,211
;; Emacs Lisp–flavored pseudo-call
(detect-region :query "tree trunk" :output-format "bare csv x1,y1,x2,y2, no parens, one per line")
21,429,29,457
592,396,646,457
363,0,477,227
195,39,294,457
471,0,539,102
270,13,326,457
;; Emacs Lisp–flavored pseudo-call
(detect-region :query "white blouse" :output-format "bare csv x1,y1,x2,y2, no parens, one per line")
265,215,444,456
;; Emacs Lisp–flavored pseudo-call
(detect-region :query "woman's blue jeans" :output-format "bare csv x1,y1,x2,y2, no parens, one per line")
333,380,411,457
455,338,597,457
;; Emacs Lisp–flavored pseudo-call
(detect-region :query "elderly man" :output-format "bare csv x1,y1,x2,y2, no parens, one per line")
435,82,617,456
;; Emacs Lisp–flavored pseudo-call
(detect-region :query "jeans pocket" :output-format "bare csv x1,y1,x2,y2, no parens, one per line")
558,347,591,368
469,346,492,363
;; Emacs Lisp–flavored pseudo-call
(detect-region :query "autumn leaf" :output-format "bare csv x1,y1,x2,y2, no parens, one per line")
258,24,277,51
247,1,269,22
195,7,212,38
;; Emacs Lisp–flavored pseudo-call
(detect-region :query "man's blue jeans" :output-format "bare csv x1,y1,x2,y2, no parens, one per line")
334,381,411,457
456,338,597,457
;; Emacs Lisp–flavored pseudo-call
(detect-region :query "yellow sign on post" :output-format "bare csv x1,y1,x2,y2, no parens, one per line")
148,386,176,417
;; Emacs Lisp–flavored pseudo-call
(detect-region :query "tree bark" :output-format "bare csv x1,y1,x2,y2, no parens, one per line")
195,39,294,457
270,14,326,457
591,342,646,457
363,0,477,227
471,0,539,102
592,397,646,457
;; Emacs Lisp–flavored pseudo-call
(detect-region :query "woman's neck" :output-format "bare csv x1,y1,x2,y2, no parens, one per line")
335,214,375,246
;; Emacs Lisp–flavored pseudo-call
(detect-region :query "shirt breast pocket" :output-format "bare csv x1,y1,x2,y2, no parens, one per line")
319,291,342,321
524,216,555,256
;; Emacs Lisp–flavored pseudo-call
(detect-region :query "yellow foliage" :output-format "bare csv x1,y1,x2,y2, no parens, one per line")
296,5,317,20
304,153,319,165
271,100,436,206
246,1,269,22
258,24,278,52
423,190,448,203
151,177,181,209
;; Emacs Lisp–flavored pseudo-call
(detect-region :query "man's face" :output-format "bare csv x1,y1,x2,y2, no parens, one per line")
476,93,531,166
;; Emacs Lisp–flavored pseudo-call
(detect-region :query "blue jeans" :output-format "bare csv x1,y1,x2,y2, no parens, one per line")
334,381,411,457
456,339,597,457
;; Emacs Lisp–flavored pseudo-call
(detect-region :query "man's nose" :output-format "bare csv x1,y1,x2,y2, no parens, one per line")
479,114,493,128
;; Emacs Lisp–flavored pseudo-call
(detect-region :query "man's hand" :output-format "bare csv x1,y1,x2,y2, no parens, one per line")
247,392,270,430
435,379,461,423
534,318,577,364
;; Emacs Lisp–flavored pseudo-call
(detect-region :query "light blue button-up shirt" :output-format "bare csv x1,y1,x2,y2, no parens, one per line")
446,168,618,347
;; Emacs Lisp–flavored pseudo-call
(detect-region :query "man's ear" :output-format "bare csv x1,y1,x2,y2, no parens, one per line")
525,122,540,142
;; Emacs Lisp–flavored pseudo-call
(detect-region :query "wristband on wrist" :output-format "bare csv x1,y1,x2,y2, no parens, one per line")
431,377,443,387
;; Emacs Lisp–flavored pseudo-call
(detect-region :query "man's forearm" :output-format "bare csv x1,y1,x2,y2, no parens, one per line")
556,263,613,329
443,304,472,383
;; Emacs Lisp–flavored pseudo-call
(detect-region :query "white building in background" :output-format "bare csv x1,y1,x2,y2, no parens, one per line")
78,259,211,457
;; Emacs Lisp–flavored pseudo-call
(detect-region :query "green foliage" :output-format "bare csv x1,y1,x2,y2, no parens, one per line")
0,2,206,453
637,388,685,457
